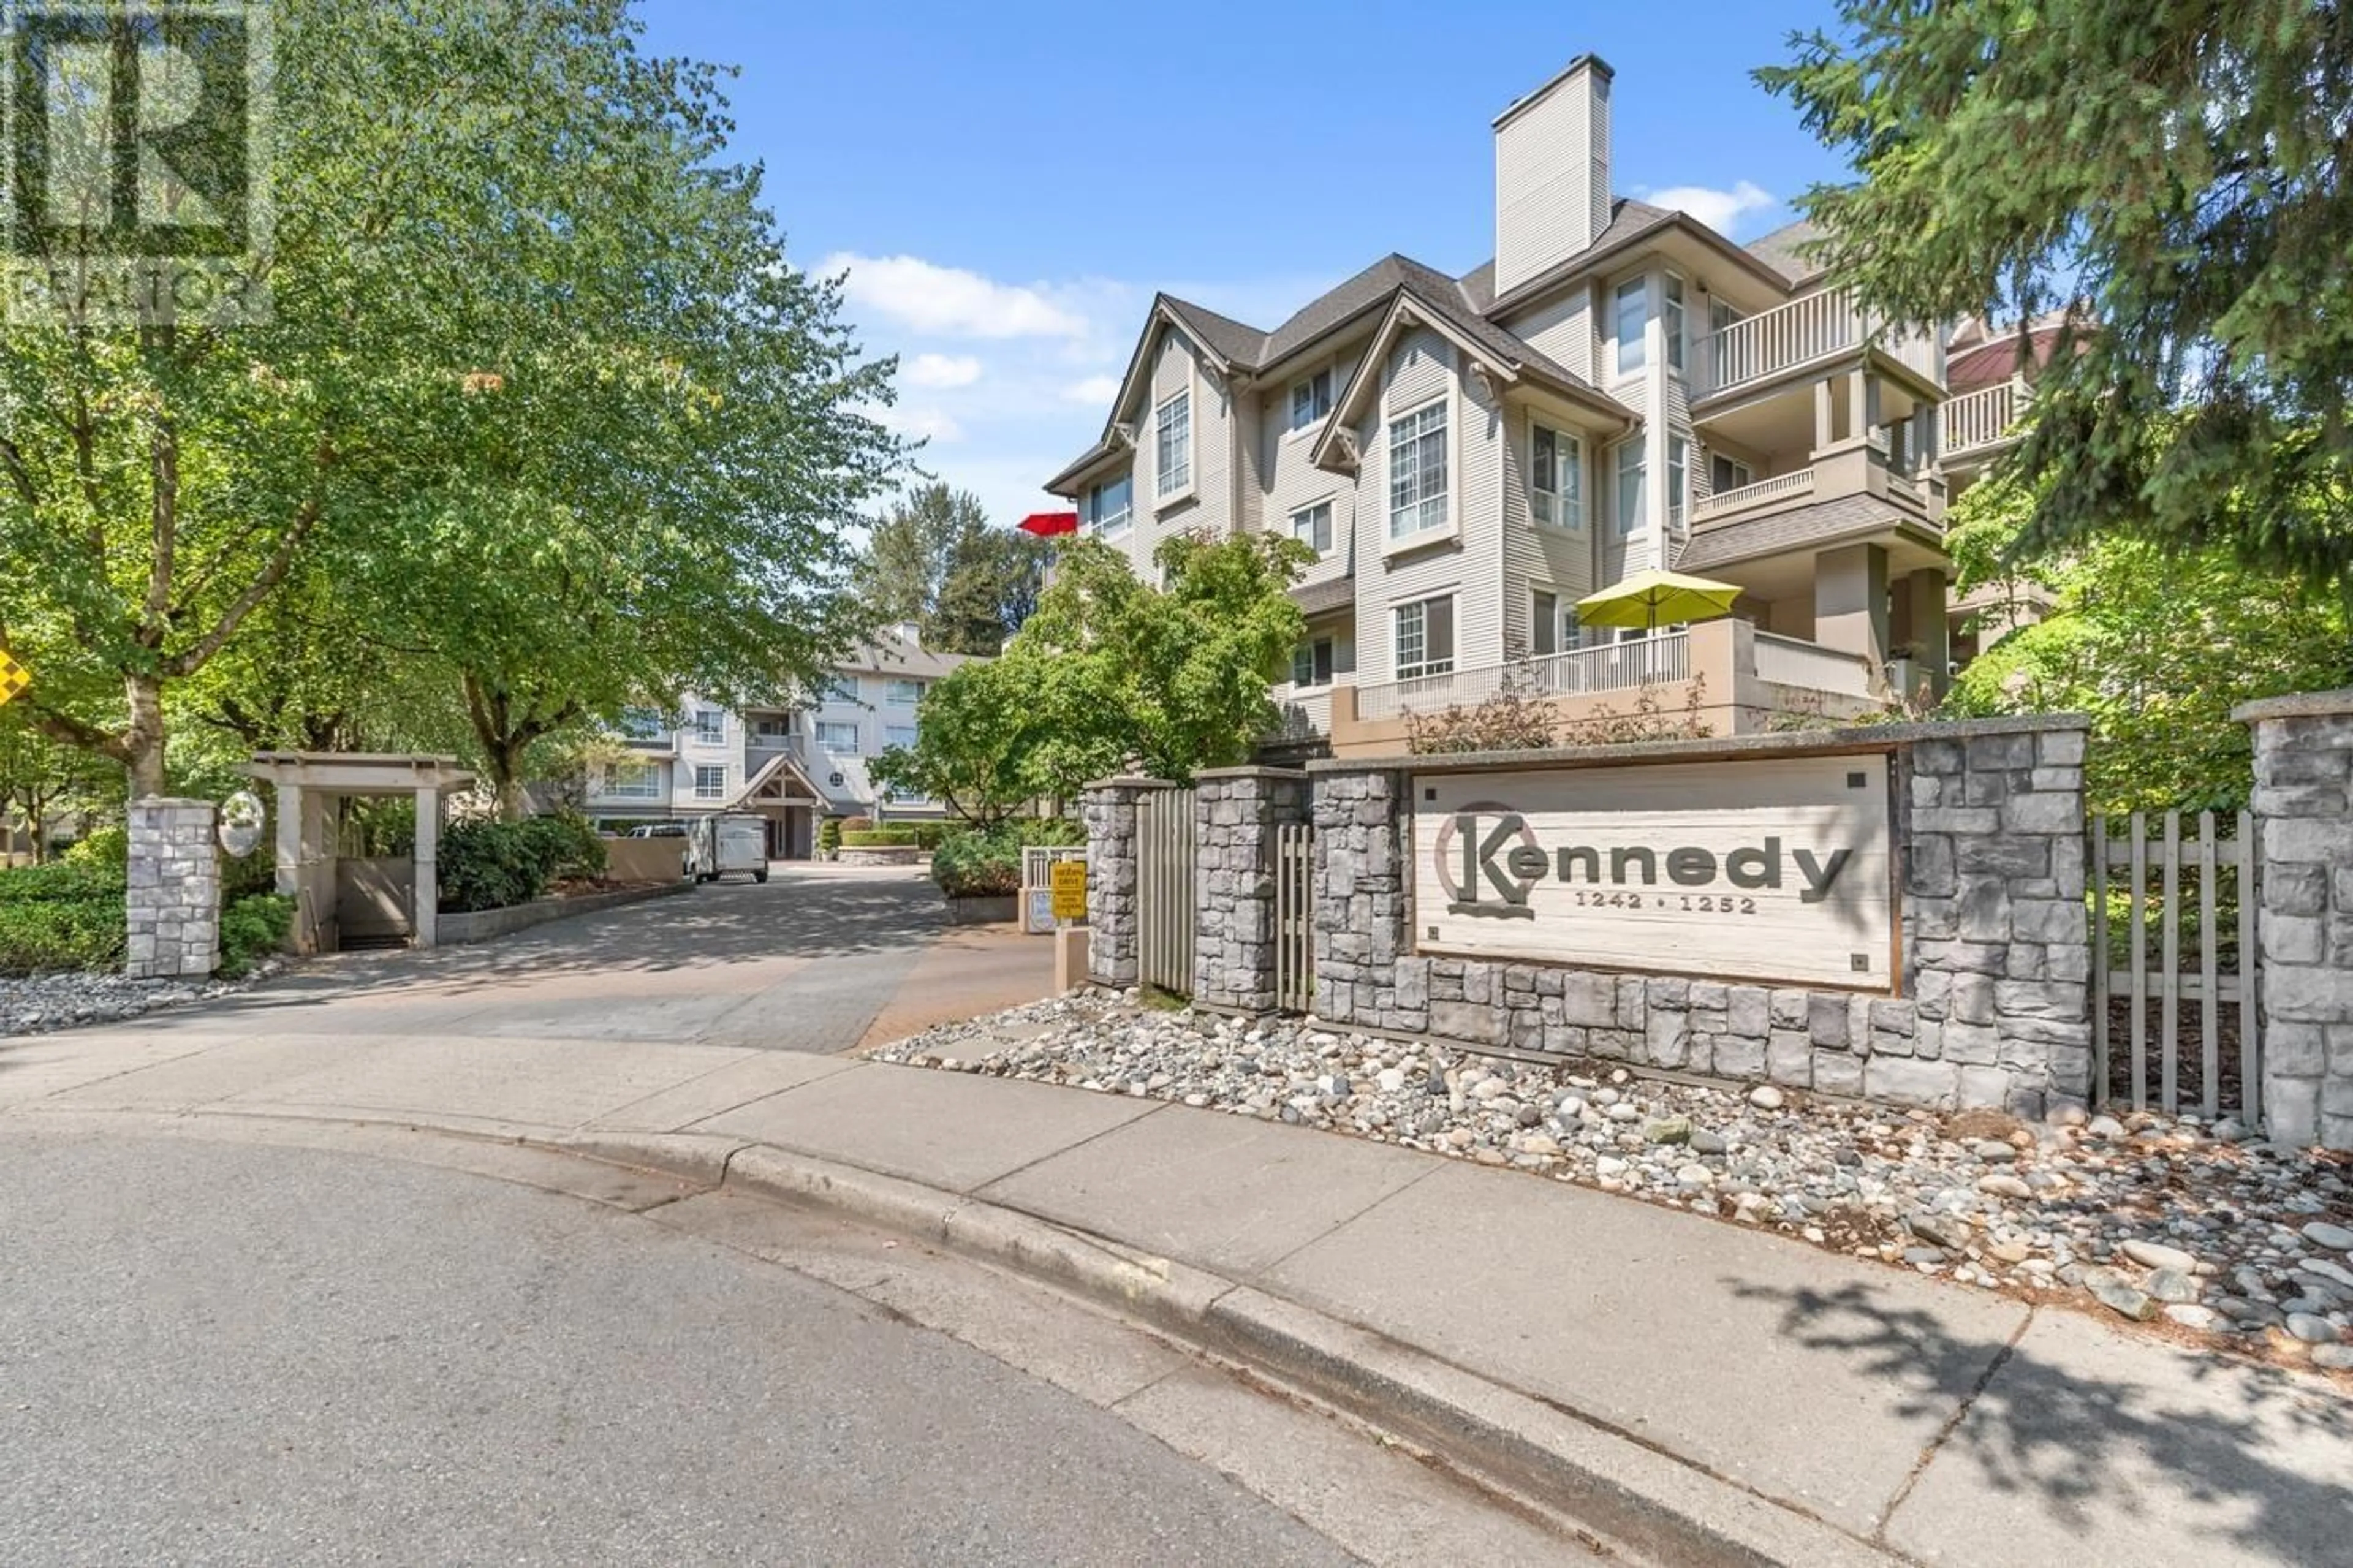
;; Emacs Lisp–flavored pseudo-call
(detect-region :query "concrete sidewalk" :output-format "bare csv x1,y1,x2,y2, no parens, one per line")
6,1018,2349,1564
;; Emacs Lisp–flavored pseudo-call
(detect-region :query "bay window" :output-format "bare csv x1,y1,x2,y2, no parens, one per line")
1664,273,1686,373
1613,276,1647,376
1532,423,1582,529
1084,474,1132,538
1615,439,1646,536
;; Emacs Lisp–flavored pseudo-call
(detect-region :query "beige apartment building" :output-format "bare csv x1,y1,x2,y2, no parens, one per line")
1046,53,2025,757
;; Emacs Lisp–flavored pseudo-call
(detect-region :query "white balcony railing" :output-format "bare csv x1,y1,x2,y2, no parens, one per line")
1355,634,1693,721
1697,289,1942,398
1751,631,1874,699
1941,377,2029,458
1692,467,1817,525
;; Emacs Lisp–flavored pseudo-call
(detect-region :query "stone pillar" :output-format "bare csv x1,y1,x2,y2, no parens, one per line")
1308,767,1409,1028
413,787,441,950
1191,767,1309,1013
126,797,219,980
1080,777,1169,988
1814,542,1890,675
1902,721,2094,1116
2237,690,2353,1149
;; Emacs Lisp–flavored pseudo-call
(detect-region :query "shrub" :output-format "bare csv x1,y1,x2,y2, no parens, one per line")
0,855,125,973
817,817,843,855
842,826,922,847
518,812,607,882
912,821,953,851
839,815,873,835
63,825,128,868
217,893,295,979
438,813,608,912
1010,816,1085,847
931,828,1021,898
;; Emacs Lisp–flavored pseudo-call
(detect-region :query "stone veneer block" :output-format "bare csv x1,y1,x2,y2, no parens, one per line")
126,797,219,980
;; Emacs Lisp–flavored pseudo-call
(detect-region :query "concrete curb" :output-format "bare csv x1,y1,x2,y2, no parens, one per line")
552,1129,1893,1567
437,879,693,947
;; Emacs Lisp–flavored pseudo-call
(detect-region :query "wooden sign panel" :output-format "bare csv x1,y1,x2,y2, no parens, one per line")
1412,754,1896,990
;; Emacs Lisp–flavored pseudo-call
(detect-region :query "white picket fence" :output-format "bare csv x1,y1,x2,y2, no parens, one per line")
2090,811,2261,1123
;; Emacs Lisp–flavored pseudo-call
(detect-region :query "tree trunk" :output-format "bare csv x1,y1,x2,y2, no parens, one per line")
123,672,167,800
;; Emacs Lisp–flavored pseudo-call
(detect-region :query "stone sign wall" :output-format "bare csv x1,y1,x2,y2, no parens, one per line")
1309,719,2096,1118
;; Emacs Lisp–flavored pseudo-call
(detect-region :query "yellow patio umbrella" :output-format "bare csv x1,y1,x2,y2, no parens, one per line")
1575,570,1744,634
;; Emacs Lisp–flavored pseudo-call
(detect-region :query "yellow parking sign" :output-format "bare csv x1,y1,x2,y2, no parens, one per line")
0,650,28,707
1049,860,1088,921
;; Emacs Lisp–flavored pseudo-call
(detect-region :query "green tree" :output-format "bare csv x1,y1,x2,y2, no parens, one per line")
1761,3,2353,591
873,532,1310,817
928,526,1053,656
0,0,896,805
859,483,987,627
1943,472,2353,814
0,716,112,862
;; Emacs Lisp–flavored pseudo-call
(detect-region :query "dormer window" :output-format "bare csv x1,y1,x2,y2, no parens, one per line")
1287,368,1332,433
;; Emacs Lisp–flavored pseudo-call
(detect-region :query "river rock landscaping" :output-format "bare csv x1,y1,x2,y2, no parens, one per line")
871,990,2353,1377
0,961,287,1038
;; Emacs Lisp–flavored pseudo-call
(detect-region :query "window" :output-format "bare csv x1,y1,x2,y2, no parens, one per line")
1387,401,1449,540
1664,274,1686,374
1613,277,1648,376
884,678,922,706
1709,299,1741,336
1615,439,1647,536
816,721,860,754
605,760,661,800
692,710,724,744
1531,589,1559,656
1668,436,1689,532
1290,501,1333,555
1531,423,1582,529
692,765,727,800
1154,388,1191,498
884,725,919,751
618,706,667,741
1394,596,1455,680
1288,368,1332,433
751,714,794,741
1711,453,1752,495
822,675,859,705
1291,636,1336,688
1084,474,1132,538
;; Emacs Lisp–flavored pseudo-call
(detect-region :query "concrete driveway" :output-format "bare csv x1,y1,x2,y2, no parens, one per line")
122,863,1055,1056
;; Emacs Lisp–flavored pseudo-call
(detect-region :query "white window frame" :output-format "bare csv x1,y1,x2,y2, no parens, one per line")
1663,273,1686,374
1668,435,1689,534
883,724,919,752
822,675,859,705
1154,387,1192,501
691,708,724,744
605,760,662,801
1289,499,1333,556
1711,453,1753,495
1531,420,1583,531
1613,276,1648,378
1393,595,1455,681
1287,366,1332,436
692,765,727,801
1614,438,1646,537
884,678,922,706
816,721,860,754
1531,588,1559,657
1084,474,1132,539
1385,397,1450,544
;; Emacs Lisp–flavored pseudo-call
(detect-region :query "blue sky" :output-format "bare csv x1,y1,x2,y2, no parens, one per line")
637,1,1853,528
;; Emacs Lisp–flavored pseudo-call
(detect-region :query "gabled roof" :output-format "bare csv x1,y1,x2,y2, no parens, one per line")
1161,295,1268,368
1740,218,1825,287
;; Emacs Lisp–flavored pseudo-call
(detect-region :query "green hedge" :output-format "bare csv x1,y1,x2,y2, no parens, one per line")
438,814,608,913
842,826,921,847
931,828,1021,898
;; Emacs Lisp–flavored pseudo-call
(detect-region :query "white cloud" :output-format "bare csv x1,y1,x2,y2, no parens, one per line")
905,352,983,389
1061,374,1121,406
876,405,965,445
1642,180,1778,239
824,252,1090,340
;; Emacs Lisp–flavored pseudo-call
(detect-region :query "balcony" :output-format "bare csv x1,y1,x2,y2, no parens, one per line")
1691,467,1817,526
1685,441,1944,550
1695,289,1942,402
1941,377,2030,466
1326,619,1884,758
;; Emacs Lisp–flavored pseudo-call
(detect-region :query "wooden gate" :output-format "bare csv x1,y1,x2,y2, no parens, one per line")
1137,787,1196,995
2091,811,2262,1123
1274,822,1314,1013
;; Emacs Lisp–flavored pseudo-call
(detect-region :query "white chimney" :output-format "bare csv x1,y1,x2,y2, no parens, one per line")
1493,54,1613,298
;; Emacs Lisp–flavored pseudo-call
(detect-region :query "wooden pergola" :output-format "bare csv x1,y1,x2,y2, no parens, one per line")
245,752,477,953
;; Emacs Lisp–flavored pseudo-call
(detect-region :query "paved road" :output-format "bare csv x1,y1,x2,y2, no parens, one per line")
124,865,1053,1056
0,1121,1362,1567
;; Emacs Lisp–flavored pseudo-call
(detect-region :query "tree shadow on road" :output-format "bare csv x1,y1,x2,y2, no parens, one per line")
1730,1277,2353,1562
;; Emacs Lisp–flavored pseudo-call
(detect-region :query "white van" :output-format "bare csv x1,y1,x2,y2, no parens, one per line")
688,814,770,884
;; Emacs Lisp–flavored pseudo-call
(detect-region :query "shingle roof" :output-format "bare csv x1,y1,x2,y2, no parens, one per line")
1675,494,1941,572
1741,218,1825,287
1160,296,1268,368
1290,576,1356,617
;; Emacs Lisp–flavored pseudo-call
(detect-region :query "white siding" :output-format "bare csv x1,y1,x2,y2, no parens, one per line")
1502,287,1594,383
1502,407,1599,656
1263,345,1365,594
1494,63,1610,297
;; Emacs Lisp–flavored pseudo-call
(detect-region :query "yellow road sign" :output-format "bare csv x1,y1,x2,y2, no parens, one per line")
1049,860,1088,921
0,651,27,707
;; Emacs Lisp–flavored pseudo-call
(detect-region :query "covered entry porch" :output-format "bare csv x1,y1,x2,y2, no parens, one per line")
246,752,477,955
733,751,828,860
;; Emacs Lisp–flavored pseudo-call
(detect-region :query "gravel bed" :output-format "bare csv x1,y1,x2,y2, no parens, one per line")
0,961,289,1037
874,991,2353,1376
